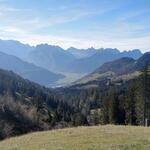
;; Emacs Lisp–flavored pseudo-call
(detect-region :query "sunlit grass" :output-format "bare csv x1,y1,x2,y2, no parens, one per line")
0,125,150,150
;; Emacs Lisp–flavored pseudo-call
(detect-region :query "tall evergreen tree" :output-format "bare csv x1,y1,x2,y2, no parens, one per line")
140,62,150,126
125,85,137,125
108,89,119,124
101,97,109,124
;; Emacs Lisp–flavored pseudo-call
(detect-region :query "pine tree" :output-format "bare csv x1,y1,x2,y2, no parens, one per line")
93,109,100,125
125,85,137,125
101,97,109,124
140,62,150,126
108,89,119,124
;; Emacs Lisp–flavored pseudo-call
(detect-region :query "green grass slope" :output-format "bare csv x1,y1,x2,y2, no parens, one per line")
0,125,150,150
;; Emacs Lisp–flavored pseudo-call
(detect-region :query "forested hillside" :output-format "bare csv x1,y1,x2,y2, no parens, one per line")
0,69,74,139
60,61,150,126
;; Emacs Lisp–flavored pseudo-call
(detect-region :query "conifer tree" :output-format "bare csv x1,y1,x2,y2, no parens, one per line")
108,89,119,124
140,62,150,126
125,85,137,125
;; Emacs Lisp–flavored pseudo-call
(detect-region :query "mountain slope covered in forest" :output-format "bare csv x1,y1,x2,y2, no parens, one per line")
0,69,73,139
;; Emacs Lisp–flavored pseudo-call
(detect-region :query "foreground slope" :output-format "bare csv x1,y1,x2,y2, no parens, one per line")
0,125,150,150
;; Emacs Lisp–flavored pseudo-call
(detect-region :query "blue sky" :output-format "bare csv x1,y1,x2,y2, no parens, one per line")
0,0,150,52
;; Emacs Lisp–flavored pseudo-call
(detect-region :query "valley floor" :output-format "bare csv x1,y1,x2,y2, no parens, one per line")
0,125,150,150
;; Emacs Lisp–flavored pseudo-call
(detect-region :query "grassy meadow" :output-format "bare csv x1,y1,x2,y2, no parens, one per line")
0,125,150,150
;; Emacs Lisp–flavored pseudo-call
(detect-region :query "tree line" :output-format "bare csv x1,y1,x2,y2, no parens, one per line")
93,63,150,126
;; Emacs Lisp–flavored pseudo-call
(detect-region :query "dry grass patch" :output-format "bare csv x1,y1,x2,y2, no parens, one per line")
0,125,150,150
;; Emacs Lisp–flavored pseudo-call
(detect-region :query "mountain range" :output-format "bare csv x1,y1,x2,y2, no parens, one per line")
0,39,144,87
74,52,150,88
67,47,97,58
0,51,64,86
0,39,33,59
26,44,142,74
66,48,142,73
27,44,76,72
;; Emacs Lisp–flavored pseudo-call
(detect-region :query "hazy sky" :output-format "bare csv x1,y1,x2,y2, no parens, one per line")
0,0,150,52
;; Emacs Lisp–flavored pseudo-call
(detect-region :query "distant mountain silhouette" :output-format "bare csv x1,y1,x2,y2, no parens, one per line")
0,39,143,84
27,45,142,74
0,39,33,59
27,44,76,72
67,47,97,58
66,48,142,73
75,52,150,85
0,51,64,86
135,52,150,69
94,57,135,75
